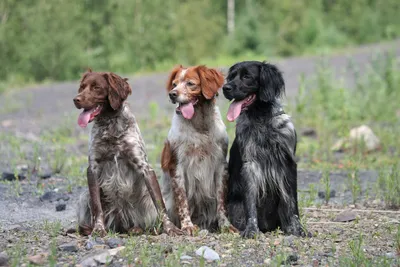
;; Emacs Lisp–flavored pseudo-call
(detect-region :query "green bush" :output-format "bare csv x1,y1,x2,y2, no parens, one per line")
0,0,399,84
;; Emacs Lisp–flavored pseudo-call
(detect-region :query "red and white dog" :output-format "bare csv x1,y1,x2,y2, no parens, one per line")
161,65,237,235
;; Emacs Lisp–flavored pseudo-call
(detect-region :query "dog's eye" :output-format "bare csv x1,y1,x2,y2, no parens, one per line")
187,81,195,86
172,83,177,88
243,75,251,79
93,86,101,91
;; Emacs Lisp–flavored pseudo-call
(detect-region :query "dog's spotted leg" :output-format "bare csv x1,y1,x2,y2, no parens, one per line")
87,164,107,237
278,165,309,237
217,163,239,233
171,173,199,235
241,162,262,238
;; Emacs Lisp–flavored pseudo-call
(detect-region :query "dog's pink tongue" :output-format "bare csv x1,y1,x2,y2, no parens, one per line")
78,110,92,128
227,99,246,122
180,102,195,119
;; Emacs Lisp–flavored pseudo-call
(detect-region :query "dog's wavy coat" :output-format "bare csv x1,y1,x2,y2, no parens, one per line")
223,61,307,238
161,65,237,235
73,70,181,236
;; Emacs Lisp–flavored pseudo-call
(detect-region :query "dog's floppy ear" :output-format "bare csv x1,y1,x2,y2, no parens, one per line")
103,72,132,110
166,65,183,92
259,62,285,102
197,65,224,99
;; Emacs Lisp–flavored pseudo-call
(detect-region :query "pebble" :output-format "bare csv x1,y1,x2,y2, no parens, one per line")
106,238,124,249
58,242,78,252
28,253,48,265
39,172,52,179
334,210,357,222
0,251,9,266
180,255,193,260
56,202,66,212
79,250,113,267
1,171,26,181
195,246,220,261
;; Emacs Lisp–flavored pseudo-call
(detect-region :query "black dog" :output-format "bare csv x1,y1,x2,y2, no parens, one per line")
222,61,307,238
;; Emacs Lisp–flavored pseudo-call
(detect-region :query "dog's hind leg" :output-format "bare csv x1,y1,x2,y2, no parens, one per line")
277,165,306,236
77,191,93,236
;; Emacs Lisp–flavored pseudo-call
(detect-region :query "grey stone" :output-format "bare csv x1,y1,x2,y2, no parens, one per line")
334,210,357,222
80,250,113,266
0,251,9,266
58,242,78,252
106,238,123,249
195,246,220,261
56,202,66,212
180,255,193,260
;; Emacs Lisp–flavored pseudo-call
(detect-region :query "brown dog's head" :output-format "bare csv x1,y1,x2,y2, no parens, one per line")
73,69,132,128
166,65,224,120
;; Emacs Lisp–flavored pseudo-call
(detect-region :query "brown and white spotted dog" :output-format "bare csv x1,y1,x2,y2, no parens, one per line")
73,69,182,237
161,65,238,235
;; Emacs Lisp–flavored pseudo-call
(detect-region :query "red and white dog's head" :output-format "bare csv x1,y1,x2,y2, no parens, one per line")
166,65,224,120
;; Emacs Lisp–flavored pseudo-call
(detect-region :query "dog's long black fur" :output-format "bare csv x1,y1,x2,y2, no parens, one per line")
223,61,307,238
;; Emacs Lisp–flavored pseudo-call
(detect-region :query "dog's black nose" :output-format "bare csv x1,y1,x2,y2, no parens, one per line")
73,97,81,105
223,84,232,92
169,90,178,100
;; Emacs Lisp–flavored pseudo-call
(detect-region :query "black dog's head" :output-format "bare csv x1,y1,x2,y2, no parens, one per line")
222,61,285,122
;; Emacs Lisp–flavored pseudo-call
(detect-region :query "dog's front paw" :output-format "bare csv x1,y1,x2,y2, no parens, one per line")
164,224,184,236
218,216,239,234
221,224,240,234
92,221,107,237
181,223,199,236
241,224,260,238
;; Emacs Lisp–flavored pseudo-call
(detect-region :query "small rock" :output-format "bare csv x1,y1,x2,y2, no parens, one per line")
95,237,105,244
56,202,66,212
1,171,26,181
264,258,271,265
180,255,193,260
58,242,78,252
80,250,113,266
85,240,94,250
0,251,9,266
334,210,357,222
108,246,125,256
181,261,191,265
79,257,97,267
93,251,112,264
28,253,48,265
106,238,123,249
40,191,57,202
332,125,381,152
39,172,52,179
312,258,319,267
301,128,317,137
195,246,220,261
349,125,380,152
